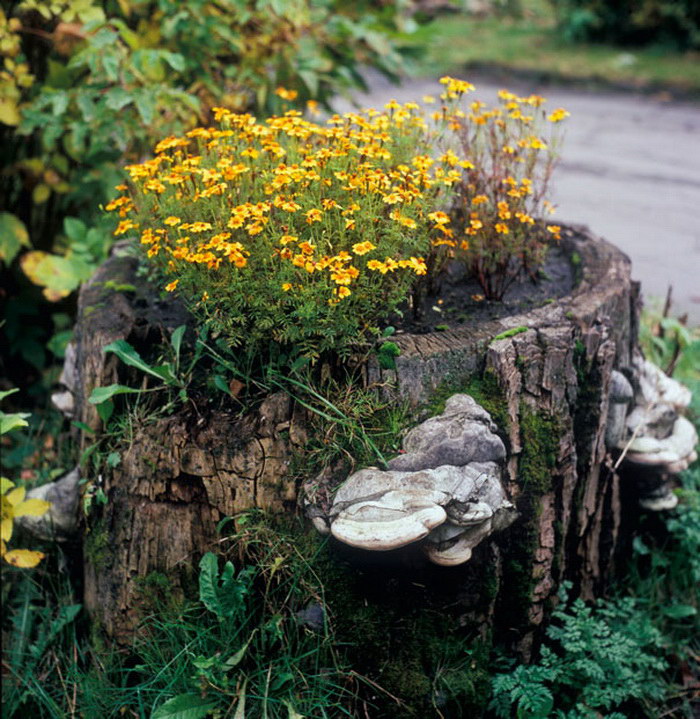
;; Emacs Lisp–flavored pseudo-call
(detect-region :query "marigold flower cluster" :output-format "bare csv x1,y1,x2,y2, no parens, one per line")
107,77,568,355
108,88,468,355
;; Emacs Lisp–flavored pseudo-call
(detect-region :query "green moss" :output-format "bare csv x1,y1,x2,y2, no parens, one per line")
426,368,509,433
134,570,187,616
84,519,110,571
518,406,560,494
493,326,528,341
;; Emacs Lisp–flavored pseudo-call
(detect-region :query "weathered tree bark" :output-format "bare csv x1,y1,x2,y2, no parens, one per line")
71,226,639,651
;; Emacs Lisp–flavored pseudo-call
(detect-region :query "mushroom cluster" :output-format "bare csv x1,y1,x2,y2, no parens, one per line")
607,353,698,510
315,394,516,566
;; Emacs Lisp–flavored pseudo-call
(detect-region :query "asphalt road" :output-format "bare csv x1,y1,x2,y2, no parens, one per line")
334,72,700,325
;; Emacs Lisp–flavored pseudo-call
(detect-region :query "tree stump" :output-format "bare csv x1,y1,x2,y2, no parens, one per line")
69,225,638,651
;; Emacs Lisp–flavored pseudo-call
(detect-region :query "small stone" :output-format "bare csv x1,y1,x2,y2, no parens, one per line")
16,467,81,541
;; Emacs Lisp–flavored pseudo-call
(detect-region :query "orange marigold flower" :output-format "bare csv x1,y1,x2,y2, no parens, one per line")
495,223,509,234
165,279,179,292
472,195,488,205
282,283,293,291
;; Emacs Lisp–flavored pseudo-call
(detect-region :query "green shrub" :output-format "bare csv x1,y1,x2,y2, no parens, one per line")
0,0,418,384
550,0,700,49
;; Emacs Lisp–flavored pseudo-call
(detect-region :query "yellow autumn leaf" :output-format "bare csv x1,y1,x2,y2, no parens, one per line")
0,477,15,493
13,497,51,517
1,518,12,542
3,548,45,568
6,486,26,505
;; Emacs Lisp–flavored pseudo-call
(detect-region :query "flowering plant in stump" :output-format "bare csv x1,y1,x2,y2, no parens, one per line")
107,78,569,364
109,99,468,364
441,84,569,300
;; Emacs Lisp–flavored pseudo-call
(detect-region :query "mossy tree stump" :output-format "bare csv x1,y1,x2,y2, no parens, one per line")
71,226,638,652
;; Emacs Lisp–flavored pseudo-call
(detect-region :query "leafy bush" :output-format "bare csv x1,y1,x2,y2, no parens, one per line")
0,0,417,385
550,0,700,49
490,583,668,718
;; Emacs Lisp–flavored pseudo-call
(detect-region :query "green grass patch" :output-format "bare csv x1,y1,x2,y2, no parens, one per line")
410,2,700,96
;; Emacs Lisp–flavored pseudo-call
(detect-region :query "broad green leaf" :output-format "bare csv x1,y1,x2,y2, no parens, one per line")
151,692,217,719
225,632,255,669
96,399,114,424
0,389,19,402
198,552,221,617
171,325,186,360
105,87,133,111
103,340,167,381
163,52,186,72
662,604,697,619
135,92,156,124
0,412,30,435
64,217,87,242
88,384,141,404
20,250,91,298
3,549,45,568
0,213,30,265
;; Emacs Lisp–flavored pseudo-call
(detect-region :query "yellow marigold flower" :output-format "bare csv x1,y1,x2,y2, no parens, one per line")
495,223,509,234
147,245,160,257
546,225,562,240
275,87,298,101
428,211,450,226
298,241,315,255
140,228,156,244
305,208,323,224
201,291,209,302
184,222,213,233
352,241,375,256
114,219,138,236
279,235,298,245
472,195,488,205
367,259,387,274
422,95,435,104
164,216,181,226
306,100,320,117
321,198,340,210
282,283,293,292
336,286,351,299
502,145,516,155
548,108,570,122
165,279,179,292
344,218,356,230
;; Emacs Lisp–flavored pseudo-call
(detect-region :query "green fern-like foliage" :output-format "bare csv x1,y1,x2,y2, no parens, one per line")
490,583,667,718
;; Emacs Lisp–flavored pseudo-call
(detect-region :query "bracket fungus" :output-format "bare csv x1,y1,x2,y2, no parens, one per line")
317,394,516,566
609,354,698,510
